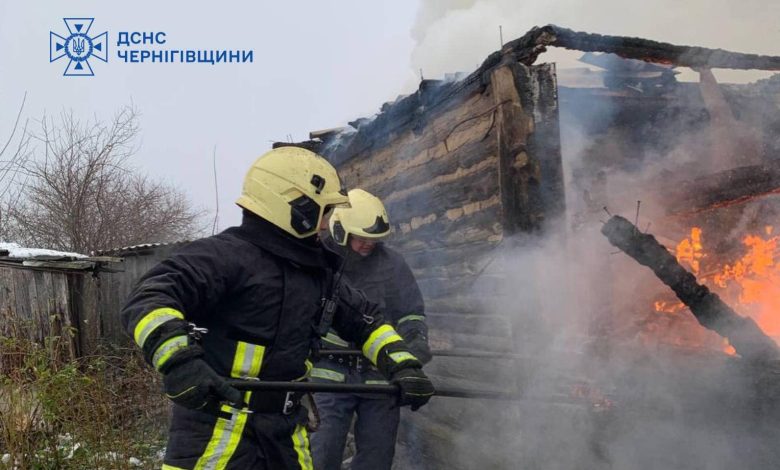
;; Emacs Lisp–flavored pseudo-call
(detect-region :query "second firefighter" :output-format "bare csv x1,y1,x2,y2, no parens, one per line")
311,189,431,470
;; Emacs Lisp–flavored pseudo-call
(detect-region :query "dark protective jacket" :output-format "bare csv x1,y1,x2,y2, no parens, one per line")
122,213,422,469
122,213,418,385
313,235,427,385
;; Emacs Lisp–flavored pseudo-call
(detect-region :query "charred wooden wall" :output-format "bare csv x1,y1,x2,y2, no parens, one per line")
319,61,564,469
324,61,563,347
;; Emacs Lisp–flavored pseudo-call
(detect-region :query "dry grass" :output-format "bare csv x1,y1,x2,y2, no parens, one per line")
0,334,169,469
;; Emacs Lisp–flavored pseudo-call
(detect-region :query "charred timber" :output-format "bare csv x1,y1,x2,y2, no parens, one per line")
601,215,780,363
663,159,780,215
272,140,323,153
502,24,780,71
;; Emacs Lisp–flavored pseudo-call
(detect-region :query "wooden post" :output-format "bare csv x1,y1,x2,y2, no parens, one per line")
491,62,565,235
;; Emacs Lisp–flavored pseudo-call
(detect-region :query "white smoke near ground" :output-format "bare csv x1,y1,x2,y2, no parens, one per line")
433,219,775,469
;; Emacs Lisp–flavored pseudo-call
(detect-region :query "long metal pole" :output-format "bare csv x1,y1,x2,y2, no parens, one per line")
228,380,396,395
226,379,579,404
318,349,526,360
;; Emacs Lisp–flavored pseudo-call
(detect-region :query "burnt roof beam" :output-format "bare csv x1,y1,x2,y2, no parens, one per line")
502,24,780,71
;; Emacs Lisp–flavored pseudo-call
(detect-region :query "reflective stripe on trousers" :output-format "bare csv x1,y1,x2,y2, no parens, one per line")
292,424,314,470
193,403,251,470
310,367,346,382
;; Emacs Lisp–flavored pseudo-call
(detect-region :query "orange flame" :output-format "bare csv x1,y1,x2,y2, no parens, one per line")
676,227,704,275
655,226,780,351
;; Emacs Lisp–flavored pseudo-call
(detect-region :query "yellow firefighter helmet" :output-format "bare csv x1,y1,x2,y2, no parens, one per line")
329,188,391,246
236,146,349,238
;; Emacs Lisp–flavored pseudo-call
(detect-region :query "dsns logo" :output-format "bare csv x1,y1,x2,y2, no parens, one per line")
50,18,108,76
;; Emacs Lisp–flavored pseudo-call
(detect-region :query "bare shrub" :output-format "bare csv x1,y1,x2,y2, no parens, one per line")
9,106,203,253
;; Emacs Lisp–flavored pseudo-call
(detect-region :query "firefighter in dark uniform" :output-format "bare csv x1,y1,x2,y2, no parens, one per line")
310,189,431,470
121,147,435,470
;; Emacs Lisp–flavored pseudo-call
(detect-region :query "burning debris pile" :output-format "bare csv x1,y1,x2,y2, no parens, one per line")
653,224,780,344
602,215,780,363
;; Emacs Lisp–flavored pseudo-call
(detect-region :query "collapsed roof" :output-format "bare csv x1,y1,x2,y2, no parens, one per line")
287,24,780,161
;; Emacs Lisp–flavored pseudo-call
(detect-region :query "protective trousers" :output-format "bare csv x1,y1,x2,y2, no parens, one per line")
162,403,314,470
310,392,400,470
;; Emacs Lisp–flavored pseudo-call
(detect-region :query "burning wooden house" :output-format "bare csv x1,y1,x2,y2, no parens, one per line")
284,25,780,469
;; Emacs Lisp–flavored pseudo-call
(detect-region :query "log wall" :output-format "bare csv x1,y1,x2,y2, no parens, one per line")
321,61,564,469
328,62,562,326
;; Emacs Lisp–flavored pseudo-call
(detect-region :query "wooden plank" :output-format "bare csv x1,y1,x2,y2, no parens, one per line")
492,63,536,233
363,136,498,205
382,156,498,223
12,270,32,325
329,80,489,167
24,270,38,330
427,312,513,337
401,241,499,272
662,159,780,216
55,272,77,361
392,203,503,252
409,258,496,280
416,273,509,300
431,330,514,352
522,63,566,227
22,260,96,270
336,90,495,178
490,62,565,234
425,296,500,315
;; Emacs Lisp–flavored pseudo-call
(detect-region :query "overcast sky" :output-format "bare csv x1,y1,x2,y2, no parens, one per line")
2,1,779,234
0,1,420,230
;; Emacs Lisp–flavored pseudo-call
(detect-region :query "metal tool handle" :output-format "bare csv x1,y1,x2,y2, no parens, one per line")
319,348,526,360
226,379,563,403
227,380,398,395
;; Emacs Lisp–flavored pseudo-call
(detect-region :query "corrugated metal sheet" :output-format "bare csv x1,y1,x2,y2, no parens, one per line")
94,240,190,257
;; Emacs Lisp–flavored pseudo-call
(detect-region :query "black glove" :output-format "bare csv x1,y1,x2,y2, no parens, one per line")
162,357,244,411
391,367,435,411
404,334,432,365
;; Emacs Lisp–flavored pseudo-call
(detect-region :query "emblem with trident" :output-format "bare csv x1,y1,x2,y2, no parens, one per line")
50,18,108,76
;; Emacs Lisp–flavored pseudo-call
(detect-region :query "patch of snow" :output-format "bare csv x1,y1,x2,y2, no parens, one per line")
128,457,142,467
0,242,87,259
64,442,81,459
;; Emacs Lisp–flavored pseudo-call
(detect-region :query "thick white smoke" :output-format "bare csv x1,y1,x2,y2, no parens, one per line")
409,0,780,85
